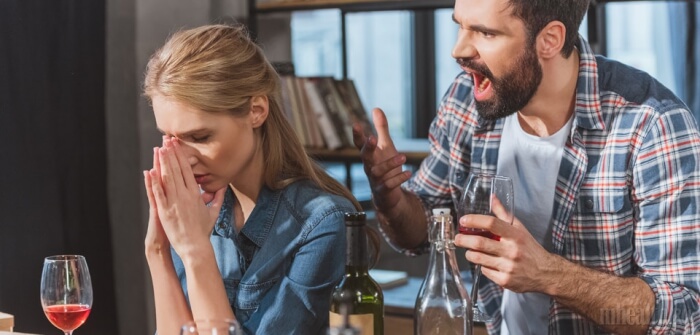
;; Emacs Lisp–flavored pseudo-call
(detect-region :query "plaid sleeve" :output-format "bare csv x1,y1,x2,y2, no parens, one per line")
398,77,467,255
403,76,467,209
631,108,700,334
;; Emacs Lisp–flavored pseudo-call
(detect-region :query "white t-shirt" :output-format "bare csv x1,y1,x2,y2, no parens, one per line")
496,112,573,335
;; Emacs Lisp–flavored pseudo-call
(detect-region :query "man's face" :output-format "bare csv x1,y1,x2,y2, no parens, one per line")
452,0,543,120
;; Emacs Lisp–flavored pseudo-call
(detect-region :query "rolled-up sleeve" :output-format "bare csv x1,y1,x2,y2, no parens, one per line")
632,109,700,334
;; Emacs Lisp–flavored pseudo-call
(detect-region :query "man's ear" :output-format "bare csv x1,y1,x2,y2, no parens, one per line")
537,21,566,59
250,95,269,128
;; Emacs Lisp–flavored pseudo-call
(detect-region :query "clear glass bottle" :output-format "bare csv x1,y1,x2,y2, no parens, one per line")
415,208,472,335
330,212,384,335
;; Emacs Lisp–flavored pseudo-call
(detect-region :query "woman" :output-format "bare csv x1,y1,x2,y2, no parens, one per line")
142,24,361,334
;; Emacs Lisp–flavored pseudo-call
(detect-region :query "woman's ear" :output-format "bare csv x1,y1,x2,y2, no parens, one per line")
249,95,269,128
537,21,566,59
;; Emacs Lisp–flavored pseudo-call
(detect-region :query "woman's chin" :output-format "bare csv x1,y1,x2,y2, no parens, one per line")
200,181,228,193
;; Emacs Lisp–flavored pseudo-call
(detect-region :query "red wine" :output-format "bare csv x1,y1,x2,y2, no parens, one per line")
458,227,501,241
44,304,91,331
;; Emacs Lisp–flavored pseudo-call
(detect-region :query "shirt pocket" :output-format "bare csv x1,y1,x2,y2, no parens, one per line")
233,279,278,321
577,185,629,214
569,184,635,272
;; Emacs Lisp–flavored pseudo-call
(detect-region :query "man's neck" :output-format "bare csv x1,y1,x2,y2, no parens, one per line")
519,48,580,137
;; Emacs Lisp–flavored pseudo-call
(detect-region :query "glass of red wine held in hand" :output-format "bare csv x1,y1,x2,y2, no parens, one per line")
40,255,93,335
459,173,514,323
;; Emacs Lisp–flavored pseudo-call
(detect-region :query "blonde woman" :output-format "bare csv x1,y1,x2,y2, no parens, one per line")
142,24,360,334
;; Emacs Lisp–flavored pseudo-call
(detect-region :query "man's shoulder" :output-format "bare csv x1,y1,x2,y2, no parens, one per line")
595,55,688,113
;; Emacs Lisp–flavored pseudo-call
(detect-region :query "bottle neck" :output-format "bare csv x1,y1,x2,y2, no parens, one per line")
345,224,369,271
428,215,455,248
427,214,459,267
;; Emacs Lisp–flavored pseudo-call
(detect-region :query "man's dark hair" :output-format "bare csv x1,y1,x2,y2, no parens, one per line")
507,0,590,57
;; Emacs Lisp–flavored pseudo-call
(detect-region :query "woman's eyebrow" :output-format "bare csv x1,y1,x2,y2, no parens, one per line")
156,127,209,137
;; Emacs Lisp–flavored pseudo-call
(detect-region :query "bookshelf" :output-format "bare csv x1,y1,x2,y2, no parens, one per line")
307,138,429,189
249,0,448,191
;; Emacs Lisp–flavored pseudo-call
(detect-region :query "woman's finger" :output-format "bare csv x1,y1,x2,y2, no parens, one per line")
171,138,197,192
208,187,227,219
158,147,178,198
149,168,168,209
163,139,187,192
143,170,156,208
153,147,161,176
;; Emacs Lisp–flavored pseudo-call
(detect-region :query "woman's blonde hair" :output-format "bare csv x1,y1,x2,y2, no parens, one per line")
143,24,361,212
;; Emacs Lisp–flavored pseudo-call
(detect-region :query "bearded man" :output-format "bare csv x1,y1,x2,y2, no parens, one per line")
354,0,700,334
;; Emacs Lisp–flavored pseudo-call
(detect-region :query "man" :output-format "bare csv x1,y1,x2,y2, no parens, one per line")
353,0,700,334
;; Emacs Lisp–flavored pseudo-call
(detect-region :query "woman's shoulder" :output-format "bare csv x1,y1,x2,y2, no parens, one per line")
279,180,355,226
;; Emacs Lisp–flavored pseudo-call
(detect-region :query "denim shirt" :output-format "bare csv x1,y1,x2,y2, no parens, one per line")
171,180,355,334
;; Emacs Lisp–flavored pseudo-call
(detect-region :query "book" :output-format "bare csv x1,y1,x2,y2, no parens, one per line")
369,269,409,289
303,77,344,149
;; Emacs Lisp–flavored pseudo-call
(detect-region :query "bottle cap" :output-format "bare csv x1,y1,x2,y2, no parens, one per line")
344,212,366,220
431,208,451,216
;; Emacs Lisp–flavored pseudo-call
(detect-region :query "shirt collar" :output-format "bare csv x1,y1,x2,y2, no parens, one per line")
572,35,604,132
213,185,280,248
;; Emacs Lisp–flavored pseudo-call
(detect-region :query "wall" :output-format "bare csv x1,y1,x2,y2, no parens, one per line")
106,0,290,333
0,1,118,334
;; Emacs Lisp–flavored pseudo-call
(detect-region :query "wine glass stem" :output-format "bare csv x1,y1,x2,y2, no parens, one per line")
64,331,73,335
471,264,482,310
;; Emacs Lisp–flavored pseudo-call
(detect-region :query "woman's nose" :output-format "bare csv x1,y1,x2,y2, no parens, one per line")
187,155,197,166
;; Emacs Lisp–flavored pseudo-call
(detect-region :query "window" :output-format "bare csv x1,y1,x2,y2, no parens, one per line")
291,10,414,202
291,10,414,139
605,2,676,94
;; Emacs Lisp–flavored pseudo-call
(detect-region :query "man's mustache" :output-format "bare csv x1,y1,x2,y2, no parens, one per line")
456,58,494,81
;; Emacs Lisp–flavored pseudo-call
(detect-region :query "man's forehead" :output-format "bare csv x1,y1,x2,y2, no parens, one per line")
454,0,514,16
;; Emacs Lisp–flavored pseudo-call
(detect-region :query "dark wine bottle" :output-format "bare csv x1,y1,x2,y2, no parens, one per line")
329,212,384,335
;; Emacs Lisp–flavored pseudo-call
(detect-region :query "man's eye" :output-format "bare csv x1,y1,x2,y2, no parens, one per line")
191,135,211,143
481,31,494,38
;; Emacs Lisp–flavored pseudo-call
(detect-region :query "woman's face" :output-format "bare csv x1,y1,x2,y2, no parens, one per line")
151,94,261,193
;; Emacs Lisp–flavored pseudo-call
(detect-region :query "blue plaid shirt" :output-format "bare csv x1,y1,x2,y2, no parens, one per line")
403,36,700,334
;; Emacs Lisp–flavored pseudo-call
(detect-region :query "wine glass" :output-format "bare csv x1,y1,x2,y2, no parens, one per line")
458,173,514,323
40,255,93,335
181,319,242,335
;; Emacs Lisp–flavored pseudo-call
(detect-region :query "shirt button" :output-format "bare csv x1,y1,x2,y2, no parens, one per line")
585,199,594,210
218,222,225,229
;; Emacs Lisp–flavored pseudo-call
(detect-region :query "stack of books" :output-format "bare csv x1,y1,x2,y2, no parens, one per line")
279,76,372,150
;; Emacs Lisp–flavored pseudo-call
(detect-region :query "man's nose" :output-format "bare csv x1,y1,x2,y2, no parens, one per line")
452,30,477,60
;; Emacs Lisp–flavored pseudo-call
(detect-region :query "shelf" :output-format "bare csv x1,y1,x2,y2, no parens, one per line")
305,138,430,166
256,0,454,13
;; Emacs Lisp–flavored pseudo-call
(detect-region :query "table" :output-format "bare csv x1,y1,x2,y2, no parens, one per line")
0,313,12,332
383,271,488,335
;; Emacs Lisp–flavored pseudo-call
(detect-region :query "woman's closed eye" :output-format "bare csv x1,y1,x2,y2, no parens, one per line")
191,134,211,143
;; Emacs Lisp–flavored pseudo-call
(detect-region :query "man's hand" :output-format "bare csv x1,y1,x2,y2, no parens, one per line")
454,211,555,294
353,108,412,215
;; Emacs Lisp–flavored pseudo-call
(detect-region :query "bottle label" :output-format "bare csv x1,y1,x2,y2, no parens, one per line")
329,312,374,335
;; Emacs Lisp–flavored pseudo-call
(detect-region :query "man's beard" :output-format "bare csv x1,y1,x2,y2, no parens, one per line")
457,46,543,121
